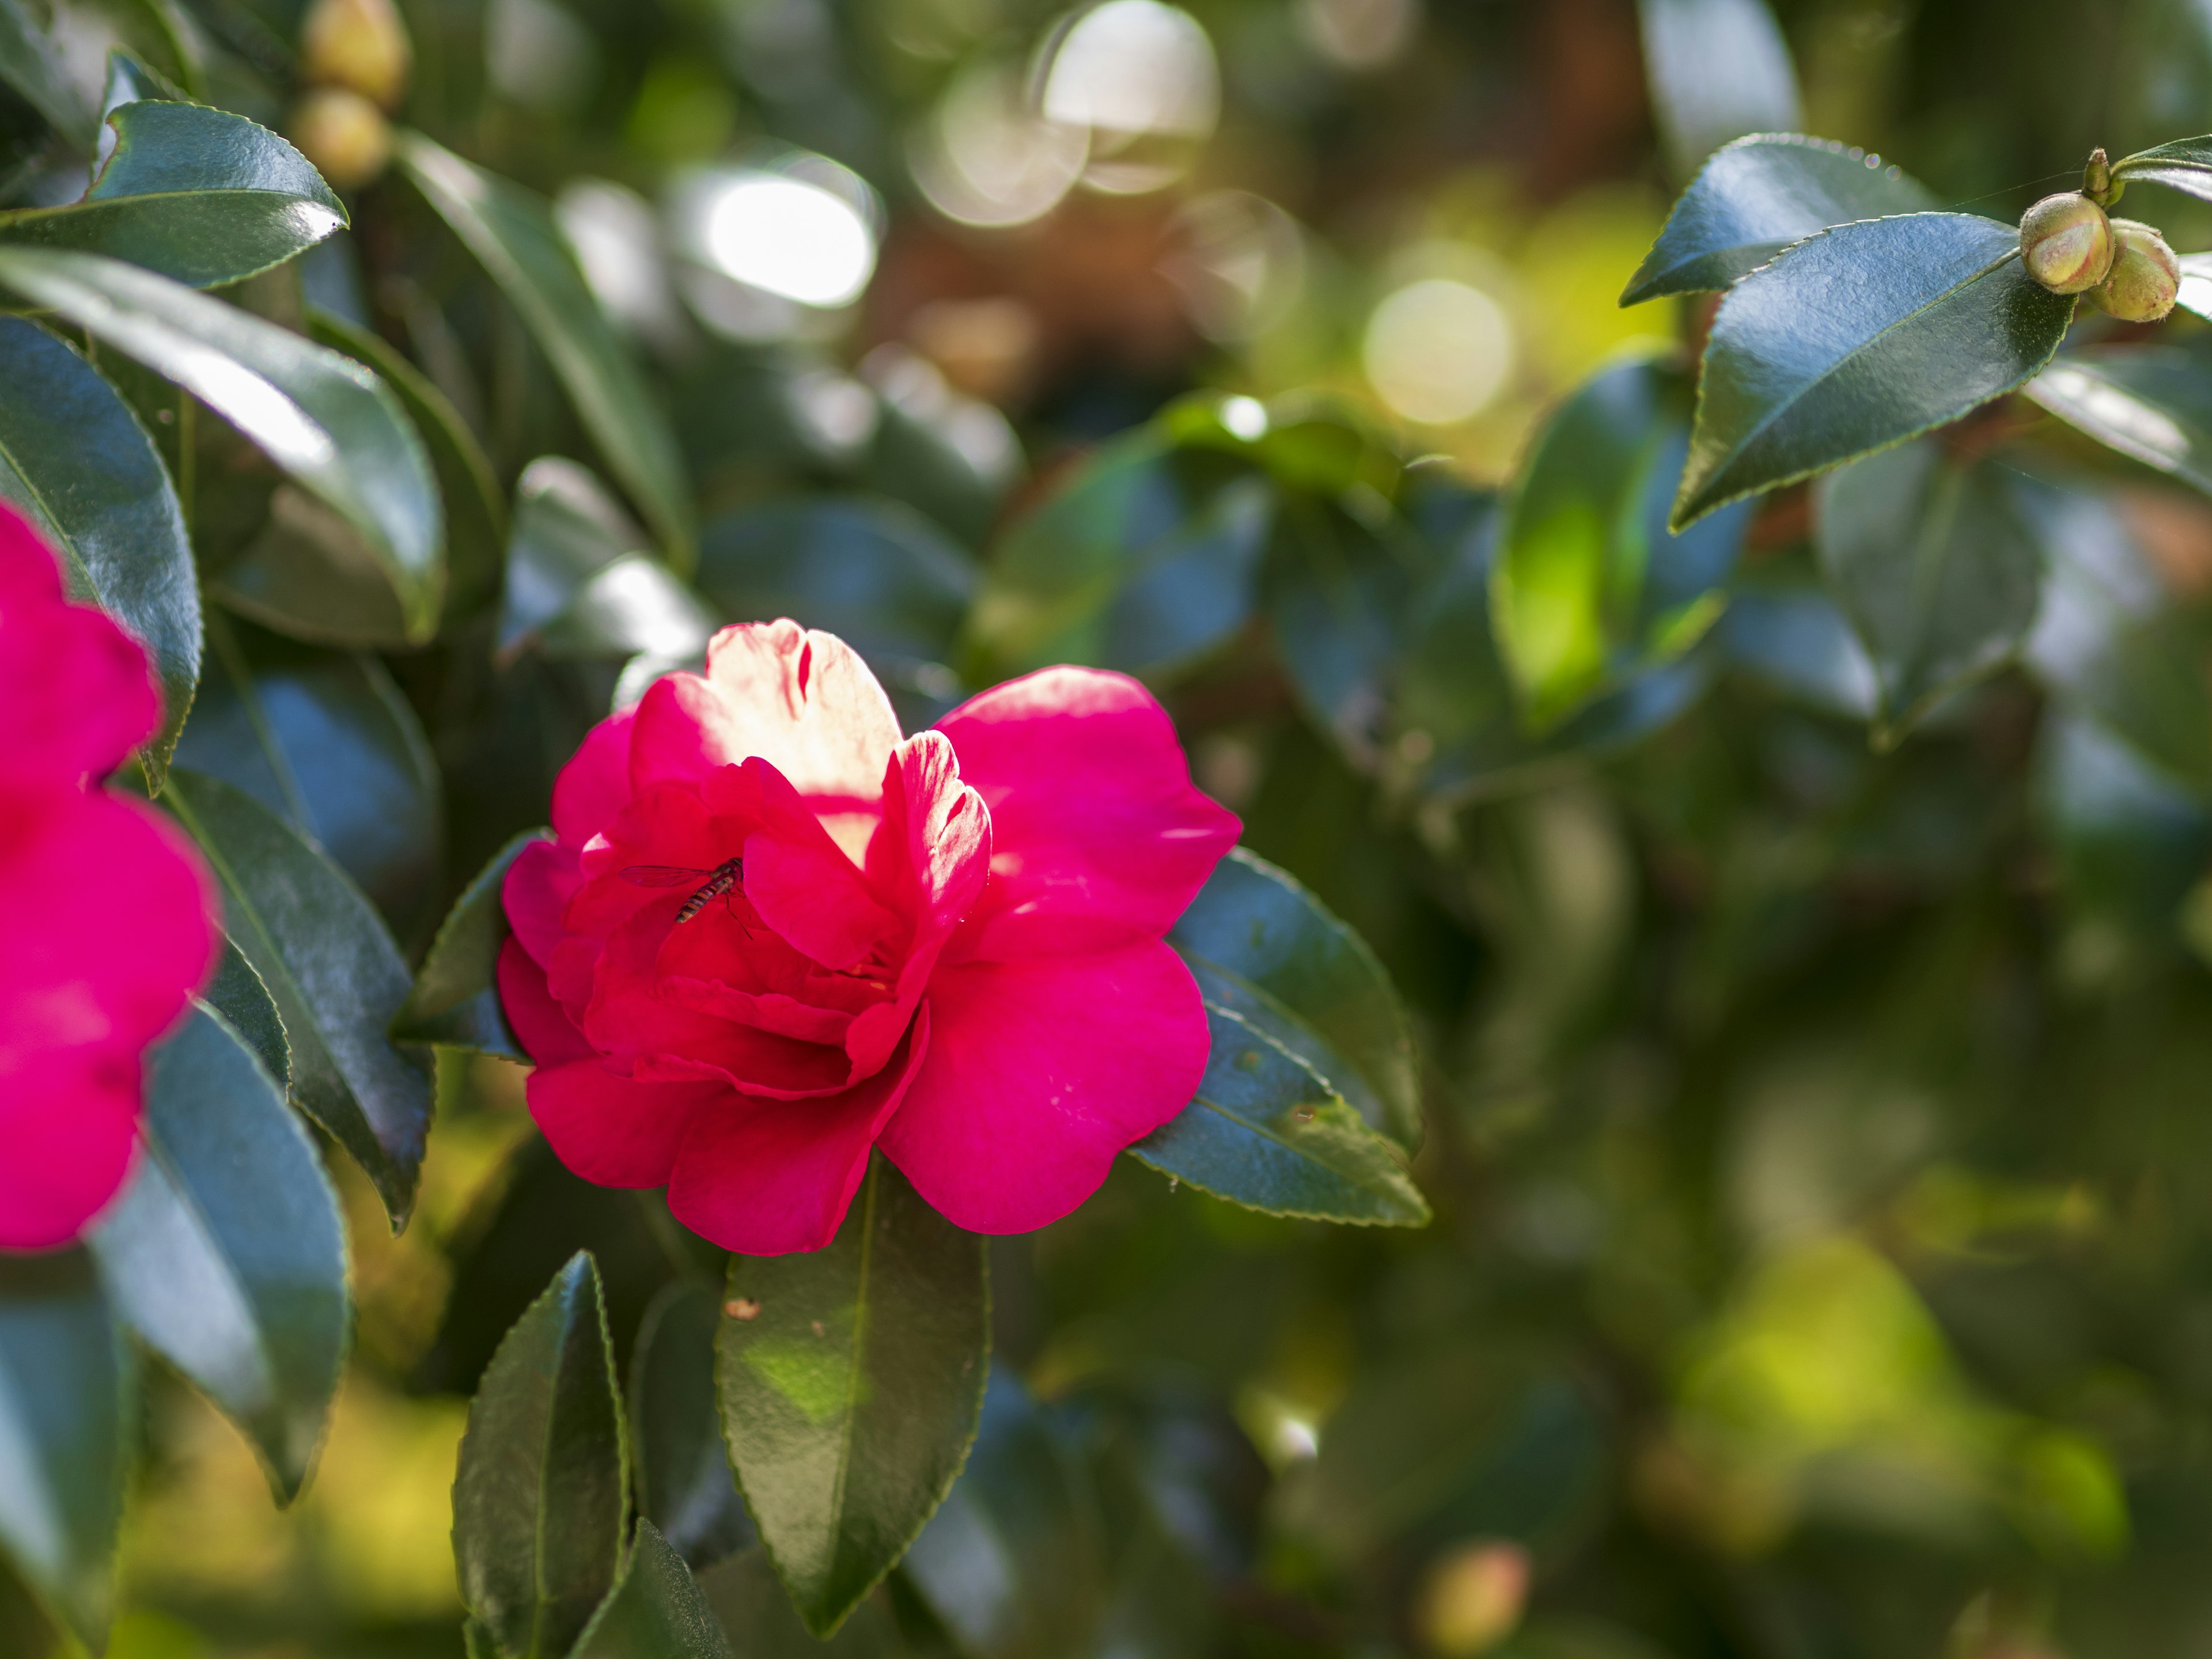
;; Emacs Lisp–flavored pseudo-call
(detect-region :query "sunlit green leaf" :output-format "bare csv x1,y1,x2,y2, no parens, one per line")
0,1251,131,1650
1130,1005,1430,1226
1676,214,2074,528
397,132,695,567
2112,133,2212,202
716,1158,987,1638
454,1252,630,1659
393,830,550,1057
160,767,433,1229
0,100,343,287
89,1002,347,1504
0,247,444,642
1623,133,1936,305
0,315,197,788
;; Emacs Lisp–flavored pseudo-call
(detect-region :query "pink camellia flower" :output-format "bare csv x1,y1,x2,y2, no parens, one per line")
499,620,1241,1253
0,503,218,1251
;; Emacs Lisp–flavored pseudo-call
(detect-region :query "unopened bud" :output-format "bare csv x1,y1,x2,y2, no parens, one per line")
289,88,393,190
2083,147,2117,207
2020,193,2116,294
2089,219,2181,322
300,0,411,111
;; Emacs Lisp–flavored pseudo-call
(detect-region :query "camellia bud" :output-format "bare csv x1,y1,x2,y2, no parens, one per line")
300,0,411,111
2019,192,2116,294
2089,219,2181,322
289,88,393,190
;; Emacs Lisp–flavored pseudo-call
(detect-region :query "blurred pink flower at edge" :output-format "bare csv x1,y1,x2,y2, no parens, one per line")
0,503,218,1251
499,619,1243,1253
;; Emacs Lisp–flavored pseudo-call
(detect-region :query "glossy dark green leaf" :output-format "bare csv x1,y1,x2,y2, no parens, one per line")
2039,711,2212,929
1636,0,1801,179
175,629,444,938
695,496,976,669
101,47,188,115
397,132,695,567
1129,1004,1430,1226
2027,348,2212,498
308,306,506,622
1264,494,1427,766
0,101,343,288
1813,440,2041,741
213,484,421,650
1675,214,2075,529
573,1521,736,1659
1495,355,1748,728
1623,135,1936,306
0,315,197,787
716,1158,988,1638
2022,483,2212,791
393,830,550,1057
0,248,445,642
0,1252,132,1650
963,430,1272,680
632,1282,755,1571
497,457,711,665
1169,847,1421,1151
0,0,94,150
900,1374,1105,1659
697,1549,904,1657
454,1252,630,1659
88,1002,347,1503
160,767,433,1229
206,933,292,1088
2112,134,2212,203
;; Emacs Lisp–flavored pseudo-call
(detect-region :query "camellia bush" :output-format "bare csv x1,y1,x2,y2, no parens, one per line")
22,0,2212,1656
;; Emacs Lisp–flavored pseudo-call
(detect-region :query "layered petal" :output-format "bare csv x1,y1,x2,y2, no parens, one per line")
551,704,639,845
0,503,162,792
497,936,595,1067
668,1008,931,1255
503,839,581,971
526,1059,726,1188
879,944,1209,1233
0,1048,141,1252
938,667,1241,961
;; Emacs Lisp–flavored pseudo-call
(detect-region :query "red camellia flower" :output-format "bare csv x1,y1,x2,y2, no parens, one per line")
499,620,1241,1253
0,505,217,1251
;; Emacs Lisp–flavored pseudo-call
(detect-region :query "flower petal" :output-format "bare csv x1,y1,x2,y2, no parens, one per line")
668,1007,930,1255
526,1059,725,1188
738,760,899,971
551,704,639,845
628,622,900,858
937,667,1240,961
0,1048,140,1252
879,944,1207,1233
503,839,581,971
0,504,163,791
498,936,595,1067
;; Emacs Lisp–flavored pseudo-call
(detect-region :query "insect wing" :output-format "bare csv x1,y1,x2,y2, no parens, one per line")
620,865,710,887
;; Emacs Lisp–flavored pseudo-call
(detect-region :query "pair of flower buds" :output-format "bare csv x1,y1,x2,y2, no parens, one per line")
2018,150,2181,321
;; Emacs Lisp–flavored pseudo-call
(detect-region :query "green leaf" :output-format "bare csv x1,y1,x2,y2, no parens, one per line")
2028,347,2212,497
1129,1004,1430,1226
0,315,198,788
393,830,550,1057
307,306,507,623
2039,711,2212,929
694,496,976,670
0,1252,132,1650
454,1253,630,1659
963,430,1272,680
206,933,291,1087
160,767,433,1229
0,0,94,150
1494,355,1748,728
901,1375,1105,1659
2022,482,2212,791
632,1282,754,1571
497,457,713,665
1813,440,2041,741
1675,213,2075,529
396,132,695,567
176,626,445,940
1622,133,1937,306
0,248,445,642
696,1549,905,1657
1263,494,1429,766
1636,0,1801,179
2112,134,2212,203
1718,572,1877,718
88,1002,348,1503
715,1158,987,1638
0,101,343,289
1169,847,1422,1152
573,1521,736,1659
